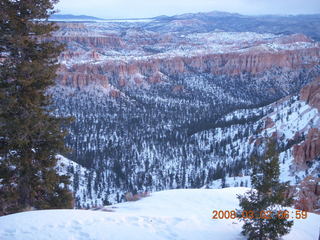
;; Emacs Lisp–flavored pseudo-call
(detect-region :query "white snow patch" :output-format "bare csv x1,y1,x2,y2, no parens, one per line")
0,188,319,240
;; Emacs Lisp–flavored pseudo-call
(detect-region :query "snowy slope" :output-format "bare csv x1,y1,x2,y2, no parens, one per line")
56,155,106,208
0,188,319,240
195,93,320,187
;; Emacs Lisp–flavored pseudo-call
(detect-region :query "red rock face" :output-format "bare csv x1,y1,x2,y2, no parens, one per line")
110,90,121,98
300,77,320,111
293,78,320,170
172,85,184,93
294,176,320,213
54,35,125,49
264,117,275,129
56,47,320,89
56,72,109,89
293,128,320,168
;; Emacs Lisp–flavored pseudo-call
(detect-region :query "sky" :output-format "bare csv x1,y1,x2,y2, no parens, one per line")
56,0,320,19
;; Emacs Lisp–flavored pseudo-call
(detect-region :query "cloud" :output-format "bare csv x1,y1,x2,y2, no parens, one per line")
56,0,320,18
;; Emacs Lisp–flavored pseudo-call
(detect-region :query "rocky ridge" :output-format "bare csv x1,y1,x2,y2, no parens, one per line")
53,24,320,90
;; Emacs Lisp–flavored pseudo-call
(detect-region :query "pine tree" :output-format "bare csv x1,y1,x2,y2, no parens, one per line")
237,139,293,240
0,0,73,215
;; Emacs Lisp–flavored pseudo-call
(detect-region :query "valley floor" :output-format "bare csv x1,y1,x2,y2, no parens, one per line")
0,188,319,240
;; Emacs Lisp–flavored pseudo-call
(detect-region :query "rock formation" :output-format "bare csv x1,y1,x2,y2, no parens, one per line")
52,23,320,90
293,128,320,168
300,77,320,111
294,176,320,213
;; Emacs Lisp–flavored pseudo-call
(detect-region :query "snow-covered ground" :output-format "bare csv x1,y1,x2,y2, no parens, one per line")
0,188,319,240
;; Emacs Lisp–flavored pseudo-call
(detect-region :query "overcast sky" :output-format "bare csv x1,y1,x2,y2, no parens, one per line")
56,0,320,19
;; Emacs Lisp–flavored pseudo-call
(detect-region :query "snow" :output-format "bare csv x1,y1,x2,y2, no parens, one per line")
0,188,319,240
265,98,320,141
56,155,104,207
56,153,120,207
51,19,154,23
53,24,320,65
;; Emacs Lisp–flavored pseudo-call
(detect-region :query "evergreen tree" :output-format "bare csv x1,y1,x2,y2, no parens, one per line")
237,139,293,240
221,173,226,188
0,0,73,215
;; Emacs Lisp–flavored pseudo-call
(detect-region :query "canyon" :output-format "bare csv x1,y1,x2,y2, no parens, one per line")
49,14,320,213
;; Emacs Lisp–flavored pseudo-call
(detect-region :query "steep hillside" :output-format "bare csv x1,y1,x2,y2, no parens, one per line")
195,78,320,213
